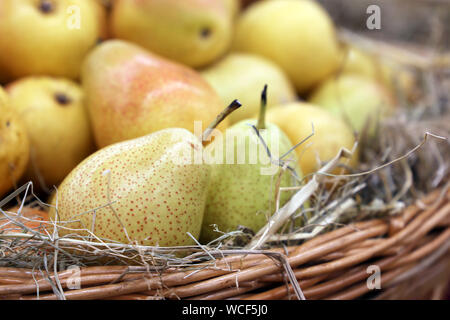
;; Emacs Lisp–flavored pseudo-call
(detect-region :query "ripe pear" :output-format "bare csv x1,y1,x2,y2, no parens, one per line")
265,102,357,176
309,74,395,135
82,40,226,148
340,46,382,81
48,101,243,246
223,0,240,18
340,46,416,98
49,128,212,246
110,0,234,68
201,53,297,124
0,0,107,81
7,77,94,189
201,88,300,243
0,87,29,197
233,0,343,93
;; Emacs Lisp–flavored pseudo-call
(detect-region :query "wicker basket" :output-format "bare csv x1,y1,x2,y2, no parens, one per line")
0,186,448,300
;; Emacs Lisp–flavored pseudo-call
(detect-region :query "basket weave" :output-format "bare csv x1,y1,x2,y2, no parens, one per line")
0,186,448,300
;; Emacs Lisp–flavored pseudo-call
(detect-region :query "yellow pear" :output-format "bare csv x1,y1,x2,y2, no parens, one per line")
340,46,380,79
49,128,211,246
82,40,226,148
7,77,94,189
201,53,297,124
265,102,357,175
223,0,240,18
340,46,416,97
0,0,107,82
0,87,29,197
233,0,343,93
309,74,395,135
110,0,234,68
48,101,243,246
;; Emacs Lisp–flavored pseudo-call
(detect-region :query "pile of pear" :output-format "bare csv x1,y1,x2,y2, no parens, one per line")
0,0,415,247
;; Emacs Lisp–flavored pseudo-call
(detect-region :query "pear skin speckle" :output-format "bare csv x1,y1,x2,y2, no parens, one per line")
49,128,210,247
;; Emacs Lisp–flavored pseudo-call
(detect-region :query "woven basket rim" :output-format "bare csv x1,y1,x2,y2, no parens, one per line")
0,186,448,300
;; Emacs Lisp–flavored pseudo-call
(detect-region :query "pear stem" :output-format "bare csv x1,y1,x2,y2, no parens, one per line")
202,99,242,143
256,84,268,130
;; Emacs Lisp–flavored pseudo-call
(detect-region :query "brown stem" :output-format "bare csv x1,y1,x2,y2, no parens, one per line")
201,99,242,144
256,84,268,130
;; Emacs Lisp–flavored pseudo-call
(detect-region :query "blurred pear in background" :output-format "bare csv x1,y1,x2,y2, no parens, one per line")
81,40,225,148
309,74,395,135
0,87,30,197
201,53,297,124
233,0,343,93
7,77,94,189
0,0,107,82
265,102,358,175
110,0,235,68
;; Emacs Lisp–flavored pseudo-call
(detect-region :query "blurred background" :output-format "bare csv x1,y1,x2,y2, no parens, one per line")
319,0,449,49
243,0,450,50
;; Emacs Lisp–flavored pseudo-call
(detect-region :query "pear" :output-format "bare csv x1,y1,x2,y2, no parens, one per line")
82,40,226,148
110,0,234,68
201,53,297,124
309,74,395,135
201,87,300,243
49,100,242,246
340,46,384,81
233,0,343,93
265,102,358,176
0,0,107,82
340,46,416,99
223,0,240,18
0,87,29,197
48,129,208,246
7,77,95,189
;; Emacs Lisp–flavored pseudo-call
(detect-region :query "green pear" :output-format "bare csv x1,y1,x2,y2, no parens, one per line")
308,74,395,135
81,40,226,148
201,87,300,243
49,100,242,246
110,0,234,68
201,53,297,124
